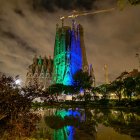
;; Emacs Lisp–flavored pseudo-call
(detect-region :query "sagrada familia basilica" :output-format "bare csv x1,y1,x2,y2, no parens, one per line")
25,21,95,89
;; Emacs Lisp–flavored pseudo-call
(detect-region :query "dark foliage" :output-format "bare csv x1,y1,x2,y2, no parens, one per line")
0,73,41,139
128,0,140,5
73,69,93,91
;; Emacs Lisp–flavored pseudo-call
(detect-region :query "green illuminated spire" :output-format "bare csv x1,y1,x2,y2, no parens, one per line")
38,56,42,65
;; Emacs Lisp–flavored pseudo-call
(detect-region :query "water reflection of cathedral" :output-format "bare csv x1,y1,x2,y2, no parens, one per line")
53,109,82,140
43,108,97,140
36,108,140,140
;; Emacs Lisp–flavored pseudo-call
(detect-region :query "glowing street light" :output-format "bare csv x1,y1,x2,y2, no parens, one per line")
15,79,21,85
14,75,22,87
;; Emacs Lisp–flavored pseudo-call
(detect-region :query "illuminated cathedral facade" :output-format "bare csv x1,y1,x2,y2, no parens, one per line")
25,21,94,88
53,21,93,85
25,55,53,89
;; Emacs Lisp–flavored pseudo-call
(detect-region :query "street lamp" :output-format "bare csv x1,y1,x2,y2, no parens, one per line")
14,75,23,87
15,79,21,85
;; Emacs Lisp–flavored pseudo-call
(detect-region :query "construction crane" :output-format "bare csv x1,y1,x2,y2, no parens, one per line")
60,7,115,26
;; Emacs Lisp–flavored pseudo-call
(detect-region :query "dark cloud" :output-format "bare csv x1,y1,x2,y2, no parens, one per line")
2,31,37,53
0,61,4,65
0,0,139,85
32,0,97,12
14,9,25,17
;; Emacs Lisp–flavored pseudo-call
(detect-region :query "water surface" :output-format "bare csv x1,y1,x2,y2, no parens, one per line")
34,108,140,140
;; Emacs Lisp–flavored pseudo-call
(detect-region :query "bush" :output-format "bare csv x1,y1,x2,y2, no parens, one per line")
99,99,110,106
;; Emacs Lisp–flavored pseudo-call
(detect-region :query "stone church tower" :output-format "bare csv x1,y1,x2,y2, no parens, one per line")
25,21,95,88
52,21,89,85
25,55,53,89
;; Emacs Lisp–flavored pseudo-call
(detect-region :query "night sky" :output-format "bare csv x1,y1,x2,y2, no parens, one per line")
0,0,140,85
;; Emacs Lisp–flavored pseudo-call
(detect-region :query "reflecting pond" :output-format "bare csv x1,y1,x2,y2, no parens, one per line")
1,108,140,140
36,108,140,140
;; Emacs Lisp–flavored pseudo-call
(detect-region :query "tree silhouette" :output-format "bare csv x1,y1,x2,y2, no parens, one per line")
124,77,136,100
110,80,124,102
73,70,93,102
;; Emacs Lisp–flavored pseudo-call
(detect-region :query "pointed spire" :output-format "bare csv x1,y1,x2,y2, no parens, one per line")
71,19,77,39
34,65,39,76
40,65,45,77
26,65,33,77
78,24,83,36
56,23,59,31
62,19,64,28
72,19,75,30
62,21,64,34
77,24,80,39
33,54,37,65
89,64,93,75
47,56,52,72
56,23,59,38
43,55,47,65
38,55,42,65
89,64,96,87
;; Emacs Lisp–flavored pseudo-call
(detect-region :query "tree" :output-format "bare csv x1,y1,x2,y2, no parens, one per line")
0,73,41,139
47,84,64,94
63,85,79,101
92,86,102,100
135,74,140,96
128,0,140,5
0,74,35,120
73,70,93,102
110,80,124,102
0,74,24,119
124,77,136,100
97,84,111,99
45,84,64,102
118,0,140,9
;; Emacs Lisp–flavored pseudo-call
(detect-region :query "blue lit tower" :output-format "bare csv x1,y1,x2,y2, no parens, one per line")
53,21,88,85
